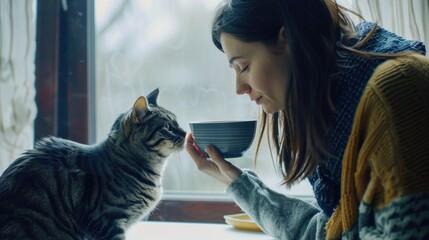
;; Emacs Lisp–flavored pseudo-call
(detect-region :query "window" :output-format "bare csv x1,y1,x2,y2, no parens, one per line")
35,0,316,223
95,0,314,202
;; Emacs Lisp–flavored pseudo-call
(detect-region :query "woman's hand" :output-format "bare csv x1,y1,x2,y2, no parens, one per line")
185,133,242,186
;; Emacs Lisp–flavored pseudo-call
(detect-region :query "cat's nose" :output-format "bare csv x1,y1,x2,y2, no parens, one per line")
178,128,187,138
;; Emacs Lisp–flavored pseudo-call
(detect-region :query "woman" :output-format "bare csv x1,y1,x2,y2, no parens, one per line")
185,0,429,239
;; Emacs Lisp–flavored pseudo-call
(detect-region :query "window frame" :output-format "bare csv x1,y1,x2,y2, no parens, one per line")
35,0,95,144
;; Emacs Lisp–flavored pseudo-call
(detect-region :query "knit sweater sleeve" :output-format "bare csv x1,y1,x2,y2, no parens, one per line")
226,170,329,240
326,54,429,239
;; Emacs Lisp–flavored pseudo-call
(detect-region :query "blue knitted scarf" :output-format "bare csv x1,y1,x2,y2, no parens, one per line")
307,22,426,217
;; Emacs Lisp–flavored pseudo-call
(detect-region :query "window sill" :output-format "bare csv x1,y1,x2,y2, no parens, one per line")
149,191,316,223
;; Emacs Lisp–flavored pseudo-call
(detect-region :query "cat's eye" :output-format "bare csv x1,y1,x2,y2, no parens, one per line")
165,123,171,130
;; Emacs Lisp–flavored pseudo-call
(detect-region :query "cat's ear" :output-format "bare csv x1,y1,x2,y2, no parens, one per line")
124,96,149,138
147,88,159,106
133,96,150,123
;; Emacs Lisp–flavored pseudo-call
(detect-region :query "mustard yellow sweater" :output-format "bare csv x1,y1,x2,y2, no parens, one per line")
227,54,429,240
326,54,429,239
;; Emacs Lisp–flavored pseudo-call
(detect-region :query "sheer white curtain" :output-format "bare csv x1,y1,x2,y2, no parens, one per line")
352,0,429,52
0,0,37,172
95,0,314,197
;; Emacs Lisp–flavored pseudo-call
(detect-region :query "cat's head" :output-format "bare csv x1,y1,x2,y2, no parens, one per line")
110,89,186,158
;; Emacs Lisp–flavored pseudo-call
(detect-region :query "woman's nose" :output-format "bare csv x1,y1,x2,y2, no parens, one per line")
236,77,251,95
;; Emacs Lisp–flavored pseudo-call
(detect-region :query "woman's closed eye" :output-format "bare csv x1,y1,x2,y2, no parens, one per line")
240,65,249,73
229,63,249,73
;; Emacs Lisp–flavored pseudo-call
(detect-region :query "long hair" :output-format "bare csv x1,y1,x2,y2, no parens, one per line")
212,0,409,186
211,0,394,186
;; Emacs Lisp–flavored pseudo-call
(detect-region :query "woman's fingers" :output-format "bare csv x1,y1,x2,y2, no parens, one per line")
185,133,208,168
185,133,220,174
185,133,242,185
205,145,226,166
185,133,204,157
205,145,242,184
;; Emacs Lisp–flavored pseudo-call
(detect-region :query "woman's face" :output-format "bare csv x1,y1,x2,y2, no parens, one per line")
220,32,289,114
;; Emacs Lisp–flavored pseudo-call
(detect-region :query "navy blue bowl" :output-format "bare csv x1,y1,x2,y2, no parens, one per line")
189,120,257,158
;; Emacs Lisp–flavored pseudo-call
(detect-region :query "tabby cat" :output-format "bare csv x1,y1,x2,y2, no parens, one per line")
0,89,186,239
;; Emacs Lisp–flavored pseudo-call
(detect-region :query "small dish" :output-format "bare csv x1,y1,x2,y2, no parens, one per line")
223,213,262,232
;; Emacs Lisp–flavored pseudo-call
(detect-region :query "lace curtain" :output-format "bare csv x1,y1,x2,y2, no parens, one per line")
352,0,429,51
0,0,37,172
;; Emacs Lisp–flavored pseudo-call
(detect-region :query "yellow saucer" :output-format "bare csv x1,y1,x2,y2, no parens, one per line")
224,213,262,232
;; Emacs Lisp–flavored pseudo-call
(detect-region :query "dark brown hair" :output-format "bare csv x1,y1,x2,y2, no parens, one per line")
211,0,403,186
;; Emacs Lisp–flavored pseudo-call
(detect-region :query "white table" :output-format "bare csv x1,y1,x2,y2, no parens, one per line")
125,221,274,240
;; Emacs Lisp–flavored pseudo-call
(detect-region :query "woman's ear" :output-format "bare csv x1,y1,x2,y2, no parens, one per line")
277,26,288,44
276,26,288,51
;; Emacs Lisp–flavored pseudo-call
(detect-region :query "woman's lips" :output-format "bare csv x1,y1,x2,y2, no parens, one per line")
255,96,262,105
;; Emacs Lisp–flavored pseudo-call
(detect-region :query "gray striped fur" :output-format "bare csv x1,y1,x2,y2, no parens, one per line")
0,89,186,239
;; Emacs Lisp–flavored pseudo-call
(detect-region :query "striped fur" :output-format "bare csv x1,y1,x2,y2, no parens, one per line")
0,89,186,239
